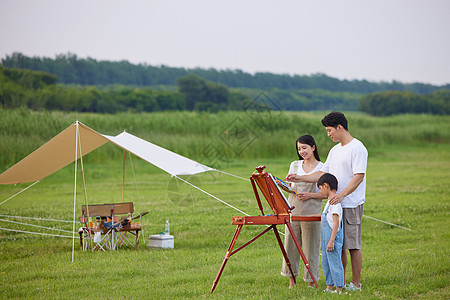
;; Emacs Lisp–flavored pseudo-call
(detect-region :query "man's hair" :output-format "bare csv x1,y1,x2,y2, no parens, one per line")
317,173,338,191
321,111,348,130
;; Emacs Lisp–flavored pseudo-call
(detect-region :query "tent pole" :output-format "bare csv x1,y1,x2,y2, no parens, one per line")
71,121,79,262
78,130,93,250
122,149,125,203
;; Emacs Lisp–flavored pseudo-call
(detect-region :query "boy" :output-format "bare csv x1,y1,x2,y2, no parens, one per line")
313,173,344,293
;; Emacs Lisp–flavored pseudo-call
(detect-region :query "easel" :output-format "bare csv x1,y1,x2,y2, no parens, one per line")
210,165,321,293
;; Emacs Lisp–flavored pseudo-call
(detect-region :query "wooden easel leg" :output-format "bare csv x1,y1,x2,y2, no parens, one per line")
272,225,297,285
286,222,318,288
210,225,243,294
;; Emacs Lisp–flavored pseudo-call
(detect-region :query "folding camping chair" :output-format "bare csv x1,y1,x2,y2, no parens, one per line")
79,202,143,251
210,165,321,293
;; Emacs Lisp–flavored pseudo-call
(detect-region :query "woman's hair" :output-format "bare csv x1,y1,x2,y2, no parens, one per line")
296,135,320,161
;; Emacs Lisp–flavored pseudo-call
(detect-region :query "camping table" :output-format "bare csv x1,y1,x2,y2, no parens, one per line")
112,223,143,250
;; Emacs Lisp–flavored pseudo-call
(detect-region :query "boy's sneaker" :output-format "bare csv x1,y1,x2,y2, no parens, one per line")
346,282,361,291
323,288,337,293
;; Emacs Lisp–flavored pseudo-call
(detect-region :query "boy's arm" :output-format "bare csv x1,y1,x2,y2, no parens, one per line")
329,173,365,205
286,171,324,183
327,213,340,252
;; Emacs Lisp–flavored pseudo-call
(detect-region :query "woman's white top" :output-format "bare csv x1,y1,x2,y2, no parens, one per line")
287,160,323,216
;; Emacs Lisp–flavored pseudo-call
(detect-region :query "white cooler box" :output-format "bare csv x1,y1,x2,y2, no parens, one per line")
147,234,174,249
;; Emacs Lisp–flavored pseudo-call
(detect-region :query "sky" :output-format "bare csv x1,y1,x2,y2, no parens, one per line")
0,0,449,86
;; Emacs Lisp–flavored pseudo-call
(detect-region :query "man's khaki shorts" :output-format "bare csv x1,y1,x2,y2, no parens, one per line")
342,204,364,250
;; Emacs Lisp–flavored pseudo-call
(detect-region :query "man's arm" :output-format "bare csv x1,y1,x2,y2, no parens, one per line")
286,170,324,183
329,173,365,205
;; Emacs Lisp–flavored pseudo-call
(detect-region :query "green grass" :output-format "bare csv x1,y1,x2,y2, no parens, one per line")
0,109,449,298
1,108,450,169
0,145,449,299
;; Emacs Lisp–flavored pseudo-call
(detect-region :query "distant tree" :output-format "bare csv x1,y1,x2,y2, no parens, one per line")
177,74,208,110
427,90,450,115
2,67,57,89
155,91,186,111
227,91,253,110
358,90,449,116
177,74,230,111
205,81,229,106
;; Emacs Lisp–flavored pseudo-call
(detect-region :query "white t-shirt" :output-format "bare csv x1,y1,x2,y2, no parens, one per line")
321,138,368,209
323,200,343,230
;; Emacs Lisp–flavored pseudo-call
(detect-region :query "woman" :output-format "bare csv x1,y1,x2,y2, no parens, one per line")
281,135,323,288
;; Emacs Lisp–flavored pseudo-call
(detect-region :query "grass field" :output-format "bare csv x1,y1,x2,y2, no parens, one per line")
0,109,449,299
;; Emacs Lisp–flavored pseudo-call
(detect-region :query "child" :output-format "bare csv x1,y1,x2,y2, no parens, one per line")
314,173,345,293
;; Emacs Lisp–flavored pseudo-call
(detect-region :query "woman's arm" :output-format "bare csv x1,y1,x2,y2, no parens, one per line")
297,192,325,201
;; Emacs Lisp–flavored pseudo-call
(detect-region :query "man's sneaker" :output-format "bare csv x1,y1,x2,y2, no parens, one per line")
323,288,337,293
346,282,361,291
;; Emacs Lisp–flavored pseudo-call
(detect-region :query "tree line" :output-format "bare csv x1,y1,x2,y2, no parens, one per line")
358,90,450,116
1,54,449,115
0,66,363,113
2,52,449,94
0,66,256,113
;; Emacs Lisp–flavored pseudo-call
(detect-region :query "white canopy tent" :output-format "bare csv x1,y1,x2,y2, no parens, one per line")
0,121,219,260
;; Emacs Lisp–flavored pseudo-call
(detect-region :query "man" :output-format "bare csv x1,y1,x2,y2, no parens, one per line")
286,111,368,291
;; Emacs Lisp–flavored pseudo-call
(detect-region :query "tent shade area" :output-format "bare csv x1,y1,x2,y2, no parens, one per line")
0,122,108,185
0,121,217,259
0,121,215,185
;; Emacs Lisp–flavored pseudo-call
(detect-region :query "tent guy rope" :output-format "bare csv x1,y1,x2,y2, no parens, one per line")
0,218,75,234
174,175,251,217
0,227,75,239
0,180,40,206
0,215,73,223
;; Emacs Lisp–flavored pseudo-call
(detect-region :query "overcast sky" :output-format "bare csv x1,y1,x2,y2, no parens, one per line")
1,0,449,85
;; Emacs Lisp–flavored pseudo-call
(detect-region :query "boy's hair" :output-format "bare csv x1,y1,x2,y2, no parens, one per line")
317,173,338,191
321,111,348,130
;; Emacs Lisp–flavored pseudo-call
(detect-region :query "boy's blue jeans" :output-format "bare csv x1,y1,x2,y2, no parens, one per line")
321,209,344,287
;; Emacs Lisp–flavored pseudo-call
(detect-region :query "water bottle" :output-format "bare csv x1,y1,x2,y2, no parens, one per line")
165,220,170,235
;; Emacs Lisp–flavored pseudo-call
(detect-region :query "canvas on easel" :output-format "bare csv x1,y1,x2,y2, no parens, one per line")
210,165,320,293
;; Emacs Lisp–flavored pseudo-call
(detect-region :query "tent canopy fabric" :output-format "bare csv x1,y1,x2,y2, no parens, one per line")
105,132,214,176
0,121,215,185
